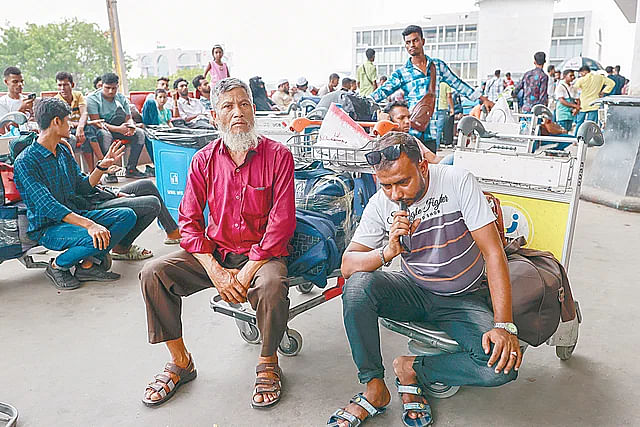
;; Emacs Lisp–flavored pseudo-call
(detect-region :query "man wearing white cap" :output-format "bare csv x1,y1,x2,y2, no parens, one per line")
293,77,312,102
272,79,293,111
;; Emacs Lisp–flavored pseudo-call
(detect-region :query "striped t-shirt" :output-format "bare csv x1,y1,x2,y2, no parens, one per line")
352,164,496,296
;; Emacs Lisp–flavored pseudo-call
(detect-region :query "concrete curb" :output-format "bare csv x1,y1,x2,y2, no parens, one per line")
580,186,640,212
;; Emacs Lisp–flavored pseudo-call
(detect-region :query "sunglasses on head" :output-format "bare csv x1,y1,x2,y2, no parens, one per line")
365,143,419,166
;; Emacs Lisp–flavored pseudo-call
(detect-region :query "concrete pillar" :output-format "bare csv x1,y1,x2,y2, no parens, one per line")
477,0,555,81
629,1,640,95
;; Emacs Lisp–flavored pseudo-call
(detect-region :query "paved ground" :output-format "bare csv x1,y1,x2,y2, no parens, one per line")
1,199,639,427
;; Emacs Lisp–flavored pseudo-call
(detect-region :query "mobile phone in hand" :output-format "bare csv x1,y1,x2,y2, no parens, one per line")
398,201,412,252
27,93,36,100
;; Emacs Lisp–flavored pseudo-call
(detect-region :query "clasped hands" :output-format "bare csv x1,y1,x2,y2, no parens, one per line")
210,264,252,304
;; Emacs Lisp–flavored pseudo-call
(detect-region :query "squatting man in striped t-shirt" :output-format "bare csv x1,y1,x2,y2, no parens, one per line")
328,132,521,427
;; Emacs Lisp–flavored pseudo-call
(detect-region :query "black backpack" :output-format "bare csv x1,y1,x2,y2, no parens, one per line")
342,93,376,122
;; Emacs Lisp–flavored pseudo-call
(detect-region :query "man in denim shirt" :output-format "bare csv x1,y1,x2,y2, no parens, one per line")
371,25,493,153
14,97,136,290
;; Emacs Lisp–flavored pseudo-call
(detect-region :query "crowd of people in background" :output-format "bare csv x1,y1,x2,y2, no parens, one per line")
0,35,631,292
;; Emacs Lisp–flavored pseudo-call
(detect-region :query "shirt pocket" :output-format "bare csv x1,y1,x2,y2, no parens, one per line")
242,185,272,220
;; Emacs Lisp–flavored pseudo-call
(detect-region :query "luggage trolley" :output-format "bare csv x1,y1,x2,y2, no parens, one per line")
381,116,604,398
457,104,553,154
209,118,397,356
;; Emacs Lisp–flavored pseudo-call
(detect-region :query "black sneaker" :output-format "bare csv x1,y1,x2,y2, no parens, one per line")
145,165,155,177
125,168,146,179
104,173,118,184
74,264,121,282
45,260,82,290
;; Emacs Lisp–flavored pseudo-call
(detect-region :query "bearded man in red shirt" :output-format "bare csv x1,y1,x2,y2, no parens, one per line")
140,77,296,409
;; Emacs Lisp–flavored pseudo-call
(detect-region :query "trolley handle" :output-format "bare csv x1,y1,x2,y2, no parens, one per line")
289,117,398,136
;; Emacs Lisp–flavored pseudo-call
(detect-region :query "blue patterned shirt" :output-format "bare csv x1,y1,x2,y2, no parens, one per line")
14,142,94,239
371,56,481,141
513,67,548,113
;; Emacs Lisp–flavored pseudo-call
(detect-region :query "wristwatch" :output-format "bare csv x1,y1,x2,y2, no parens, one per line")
494,322,518,336
379,246,392,267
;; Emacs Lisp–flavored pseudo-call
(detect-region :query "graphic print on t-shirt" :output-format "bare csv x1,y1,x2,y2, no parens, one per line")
400,206,485,296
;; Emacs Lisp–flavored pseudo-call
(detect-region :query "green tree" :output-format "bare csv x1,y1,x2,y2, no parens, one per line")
129,68,206,92
0,18,113,94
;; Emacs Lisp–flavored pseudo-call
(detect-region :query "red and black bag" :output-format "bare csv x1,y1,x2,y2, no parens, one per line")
0,162,21,206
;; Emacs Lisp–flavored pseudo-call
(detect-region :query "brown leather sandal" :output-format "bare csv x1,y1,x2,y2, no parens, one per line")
251,362,283,409
142,355,197,407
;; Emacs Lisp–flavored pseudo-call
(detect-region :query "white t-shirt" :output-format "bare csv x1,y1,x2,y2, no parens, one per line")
352,164,496,295
177,97,208,122
0,95,24,117
554,81,577,101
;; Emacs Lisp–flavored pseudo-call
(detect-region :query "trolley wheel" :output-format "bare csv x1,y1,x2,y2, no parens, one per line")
296,282,314,294
238,321,261,344
102,253,112,271
278,328,303,357
556,345,576,361
424,382,461,399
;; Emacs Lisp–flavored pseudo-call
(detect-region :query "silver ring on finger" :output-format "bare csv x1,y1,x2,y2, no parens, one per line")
510,351,518,358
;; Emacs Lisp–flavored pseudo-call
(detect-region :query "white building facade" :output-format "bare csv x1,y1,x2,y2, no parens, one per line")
353,2,608,88
136,48,211,77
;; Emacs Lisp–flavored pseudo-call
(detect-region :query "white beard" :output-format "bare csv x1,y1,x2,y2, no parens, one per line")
219,124,260,152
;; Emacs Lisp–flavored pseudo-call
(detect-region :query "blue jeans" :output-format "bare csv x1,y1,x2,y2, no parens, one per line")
434,110,449,151
38,208,136,269
557,119,573,133
574,110,598,136
342,270,517,387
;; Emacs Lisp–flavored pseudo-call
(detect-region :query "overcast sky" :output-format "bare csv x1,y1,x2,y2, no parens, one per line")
1,0,635,86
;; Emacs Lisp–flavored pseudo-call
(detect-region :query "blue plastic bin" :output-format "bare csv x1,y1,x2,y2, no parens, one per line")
151,129,216,224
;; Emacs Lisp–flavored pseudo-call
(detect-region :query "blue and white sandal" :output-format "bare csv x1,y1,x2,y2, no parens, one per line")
395,379,433,427
327,393,387,426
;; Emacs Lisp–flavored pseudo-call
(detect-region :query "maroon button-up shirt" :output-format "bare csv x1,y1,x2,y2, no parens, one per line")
178,136,296,261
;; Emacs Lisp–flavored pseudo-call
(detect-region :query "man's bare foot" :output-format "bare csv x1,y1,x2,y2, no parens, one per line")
144,352,191,402
253,354,281,405
335,378,391,427
393,356,430,421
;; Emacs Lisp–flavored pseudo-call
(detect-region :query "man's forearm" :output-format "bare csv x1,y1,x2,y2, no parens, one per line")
193,252,223,278
485,252,513,323
342,247,391,279
88,166,106,187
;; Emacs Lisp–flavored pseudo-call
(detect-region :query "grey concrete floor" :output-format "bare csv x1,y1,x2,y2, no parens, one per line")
1,200,639,427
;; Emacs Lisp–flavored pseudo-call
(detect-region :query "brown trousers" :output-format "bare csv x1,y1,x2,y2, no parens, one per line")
140,249,289,356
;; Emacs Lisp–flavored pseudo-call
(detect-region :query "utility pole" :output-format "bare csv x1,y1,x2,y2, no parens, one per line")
106,0,129,94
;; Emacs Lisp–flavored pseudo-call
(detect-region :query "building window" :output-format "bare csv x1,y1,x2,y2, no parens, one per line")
445,26,457,43
576,18,585,37
424,27,437,44
550,16,585,64
383,46,402,63
463,25,477,42
362,31,372,46
157,54,169,77
552,18,568,37
141,55,153,77
373,30,384,46
390,29,403,45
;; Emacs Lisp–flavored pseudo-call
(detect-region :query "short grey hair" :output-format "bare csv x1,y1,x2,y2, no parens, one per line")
211,77,253,112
